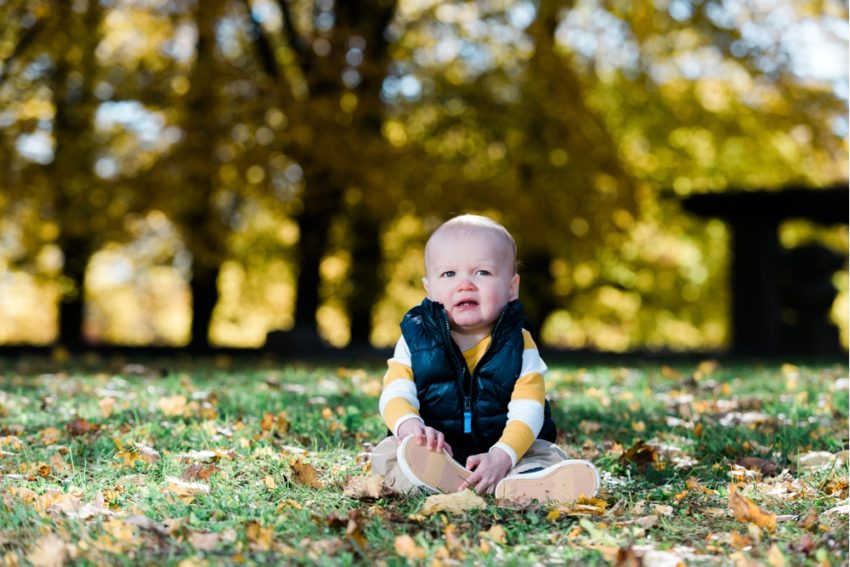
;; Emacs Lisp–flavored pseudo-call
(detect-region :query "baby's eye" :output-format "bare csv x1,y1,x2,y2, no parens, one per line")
475,270,492,276
441,271,456,278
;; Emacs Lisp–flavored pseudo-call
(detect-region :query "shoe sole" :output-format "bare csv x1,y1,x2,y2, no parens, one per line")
494,460,600,505
396,435,471,493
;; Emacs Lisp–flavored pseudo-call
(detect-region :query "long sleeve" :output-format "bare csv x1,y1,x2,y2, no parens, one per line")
378,336,423,436
490,329,547,465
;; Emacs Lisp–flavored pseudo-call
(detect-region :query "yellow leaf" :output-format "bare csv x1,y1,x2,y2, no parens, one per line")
767,543,787,567
728,483,776,532
421,489,486,516
394,534,425,560
263,475,277,490
546,509,561,521
158,395,188,417
245,521,274,552
479,524,506,544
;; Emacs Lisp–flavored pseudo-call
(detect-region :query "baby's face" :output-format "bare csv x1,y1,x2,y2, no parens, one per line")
423,231,519,338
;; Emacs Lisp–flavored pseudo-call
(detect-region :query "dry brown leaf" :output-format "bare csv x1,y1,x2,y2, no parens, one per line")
39,428,61,446
66,418,99,437
728,483,776,532
342,474,387,500
165,476,210,503
290,458,323,489
737,456,779,476
652,504,674,516
181,463,217,482
187,531,222,551
394,534,425,560
27,533,67,567
421,489,486,516
619,440,657,469
263,475,277,490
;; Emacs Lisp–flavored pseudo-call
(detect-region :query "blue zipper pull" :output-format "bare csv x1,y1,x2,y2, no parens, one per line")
463,397,472,434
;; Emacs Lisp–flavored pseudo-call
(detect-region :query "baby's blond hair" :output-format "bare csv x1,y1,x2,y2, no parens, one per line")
425,214,517,273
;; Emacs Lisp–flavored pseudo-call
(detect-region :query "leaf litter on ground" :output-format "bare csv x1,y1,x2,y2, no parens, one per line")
0,356,846,565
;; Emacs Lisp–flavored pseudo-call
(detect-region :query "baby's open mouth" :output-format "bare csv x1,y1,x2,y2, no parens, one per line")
455,300,478,308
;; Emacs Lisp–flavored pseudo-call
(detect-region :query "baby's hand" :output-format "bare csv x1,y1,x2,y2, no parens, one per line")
396,420,453,456
458,448,512,495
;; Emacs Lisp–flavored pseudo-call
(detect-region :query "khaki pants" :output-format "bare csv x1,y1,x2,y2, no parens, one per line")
371,436,570,494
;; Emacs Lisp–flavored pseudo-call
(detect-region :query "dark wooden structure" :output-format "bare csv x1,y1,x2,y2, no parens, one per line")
681,184,848,357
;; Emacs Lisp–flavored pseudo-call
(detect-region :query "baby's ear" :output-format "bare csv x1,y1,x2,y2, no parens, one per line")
422,276,430,295
510,274,520,300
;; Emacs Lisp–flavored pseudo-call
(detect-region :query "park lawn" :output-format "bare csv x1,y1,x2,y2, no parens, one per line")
0,354,847,566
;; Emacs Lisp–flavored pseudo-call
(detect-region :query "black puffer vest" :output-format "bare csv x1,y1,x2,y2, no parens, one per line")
400,298,557,464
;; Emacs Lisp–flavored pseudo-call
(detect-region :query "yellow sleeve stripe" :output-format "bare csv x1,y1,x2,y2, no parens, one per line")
382,397,419,432
383,360,414,386
511,372,545,402
497,420,536,461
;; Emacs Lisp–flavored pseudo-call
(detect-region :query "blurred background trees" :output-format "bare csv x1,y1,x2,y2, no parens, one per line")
0,0,846,353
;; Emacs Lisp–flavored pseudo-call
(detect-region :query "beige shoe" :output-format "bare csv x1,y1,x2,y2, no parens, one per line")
494,460,600,505
397,435,471,494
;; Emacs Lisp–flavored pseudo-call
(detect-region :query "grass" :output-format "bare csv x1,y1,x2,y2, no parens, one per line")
0,353,847,565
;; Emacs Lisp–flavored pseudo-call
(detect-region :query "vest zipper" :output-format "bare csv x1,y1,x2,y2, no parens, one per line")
441,307,473,435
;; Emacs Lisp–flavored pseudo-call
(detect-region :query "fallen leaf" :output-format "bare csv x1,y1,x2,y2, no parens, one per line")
177,449,235,462
98,397,116,418
824,503,850,516
737,456,779,476
39,428,61,446
767,543,787,567
290,458,322,489
394,534,425,560
181,463,217,482
652,504,674,516
165,476,210,503
263,475,277,490
635,515,658,529
66,418,99,437
134,442,161,464
342,474,387,500
479,524,506,544
797,450,845,473
158,395,188,417
187,531,222,551
421,489,486,515
619,440,657,469
245,521,274,552
27,533,67,567
728,483,776,532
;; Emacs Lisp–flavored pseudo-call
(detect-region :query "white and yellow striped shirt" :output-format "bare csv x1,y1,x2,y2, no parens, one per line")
379,329,547,466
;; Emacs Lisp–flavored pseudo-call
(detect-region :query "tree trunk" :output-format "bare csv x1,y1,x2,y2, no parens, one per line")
189,265,220,351
348,214,382,347
289,201,334,349
57,236,90,349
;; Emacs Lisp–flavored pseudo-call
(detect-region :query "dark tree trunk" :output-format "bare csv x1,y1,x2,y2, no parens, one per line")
57,237,90,349
289,202,334,349
189,266,220,351
348,215,382,347
519,248,558,339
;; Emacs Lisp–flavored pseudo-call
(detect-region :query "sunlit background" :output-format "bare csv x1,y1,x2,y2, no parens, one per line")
0,0,846,352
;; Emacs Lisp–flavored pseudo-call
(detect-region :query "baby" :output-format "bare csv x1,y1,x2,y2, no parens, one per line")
372,214,599,504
